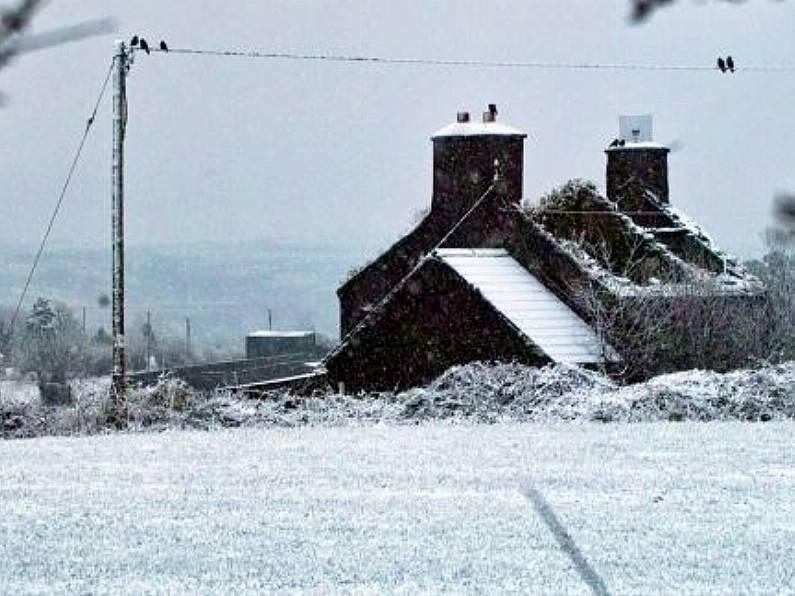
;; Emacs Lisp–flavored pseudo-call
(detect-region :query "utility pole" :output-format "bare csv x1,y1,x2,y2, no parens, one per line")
110,40,129,427
146,309,152,371
268,308,272,331
185,317,191,361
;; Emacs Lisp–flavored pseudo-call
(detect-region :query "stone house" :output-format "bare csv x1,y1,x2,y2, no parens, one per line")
325,110,766,391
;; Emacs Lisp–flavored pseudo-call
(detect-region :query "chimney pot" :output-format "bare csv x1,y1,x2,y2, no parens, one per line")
457,111,470,123
483,111,496,123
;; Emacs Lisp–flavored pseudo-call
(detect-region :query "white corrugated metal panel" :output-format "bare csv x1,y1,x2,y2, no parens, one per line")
436,248,612,364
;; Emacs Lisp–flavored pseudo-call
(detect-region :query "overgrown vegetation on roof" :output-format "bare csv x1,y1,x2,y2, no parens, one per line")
527,179,687,284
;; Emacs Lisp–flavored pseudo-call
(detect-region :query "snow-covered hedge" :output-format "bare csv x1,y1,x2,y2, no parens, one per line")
2,361,795,438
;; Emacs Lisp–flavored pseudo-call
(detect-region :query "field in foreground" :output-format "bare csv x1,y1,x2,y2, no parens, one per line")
1,423,794,594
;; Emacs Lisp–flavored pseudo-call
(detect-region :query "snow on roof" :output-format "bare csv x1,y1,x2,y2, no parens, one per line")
605,141,669,151
436,248,614,364
431,119,526,139
247,330,314,339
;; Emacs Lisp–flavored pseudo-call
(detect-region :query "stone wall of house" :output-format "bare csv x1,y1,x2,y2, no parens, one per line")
338,193,521,337
338,216,443,336
326,258,548,392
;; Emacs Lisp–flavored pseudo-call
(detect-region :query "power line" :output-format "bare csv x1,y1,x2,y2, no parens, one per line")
533,209,713,215
147,46,795,73
9,58,114,330
530,209,776,216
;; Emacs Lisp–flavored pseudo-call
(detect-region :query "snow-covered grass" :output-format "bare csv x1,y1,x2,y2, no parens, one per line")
2,361,795,438
0,422,793,594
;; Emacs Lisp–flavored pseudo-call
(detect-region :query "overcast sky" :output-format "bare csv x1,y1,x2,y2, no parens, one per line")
1,0,793,257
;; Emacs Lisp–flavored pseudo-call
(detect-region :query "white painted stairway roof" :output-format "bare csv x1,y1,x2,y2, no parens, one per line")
436,248,612,364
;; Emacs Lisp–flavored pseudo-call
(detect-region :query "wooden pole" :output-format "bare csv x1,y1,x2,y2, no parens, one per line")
110,40,128,427
146,309,151,371
185,317,191,361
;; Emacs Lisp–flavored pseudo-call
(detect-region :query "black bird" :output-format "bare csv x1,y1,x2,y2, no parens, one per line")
139,38,150,55
726,55,735,72
488,103,497,116
717,57,727,73
159,40,168,52
618,139,626,147
130,35,139,47
609,138,620,148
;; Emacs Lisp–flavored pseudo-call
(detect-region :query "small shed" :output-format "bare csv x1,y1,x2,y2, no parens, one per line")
246,330,316,359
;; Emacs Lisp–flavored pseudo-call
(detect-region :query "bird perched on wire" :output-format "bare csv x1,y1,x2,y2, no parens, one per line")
726,55,735,73
159,40,168,52
717,57,727,73
139,38,150,55
130,35,138,47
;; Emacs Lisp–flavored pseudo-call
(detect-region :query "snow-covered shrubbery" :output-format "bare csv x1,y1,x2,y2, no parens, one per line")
3,361,795,438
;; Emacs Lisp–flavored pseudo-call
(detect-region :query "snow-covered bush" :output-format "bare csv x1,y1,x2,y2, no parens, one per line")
745,246,795,361
579,281,770,381
3,361,795,439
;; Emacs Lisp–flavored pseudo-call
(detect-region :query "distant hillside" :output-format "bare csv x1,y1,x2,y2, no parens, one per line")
0,242,367,352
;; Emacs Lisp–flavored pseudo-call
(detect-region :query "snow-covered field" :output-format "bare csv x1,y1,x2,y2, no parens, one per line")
1,422,794,594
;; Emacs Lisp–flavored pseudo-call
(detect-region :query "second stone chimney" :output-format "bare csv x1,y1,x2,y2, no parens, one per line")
431,106,526,222
605,115,670,209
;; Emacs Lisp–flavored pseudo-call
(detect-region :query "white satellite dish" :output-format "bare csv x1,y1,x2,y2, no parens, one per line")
619,114,653,143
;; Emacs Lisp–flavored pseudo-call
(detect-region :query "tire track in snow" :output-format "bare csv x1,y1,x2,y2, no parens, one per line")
523,485,611,596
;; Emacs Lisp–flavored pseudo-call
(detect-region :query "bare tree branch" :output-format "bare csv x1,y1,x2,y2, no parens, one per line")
0,1,115,101
0,0,43,46
629,0,785,24
6,17,116,55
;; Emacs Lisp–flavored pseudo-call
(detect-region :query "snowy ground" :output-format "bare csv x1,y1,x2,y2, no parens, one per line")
1,422,794,594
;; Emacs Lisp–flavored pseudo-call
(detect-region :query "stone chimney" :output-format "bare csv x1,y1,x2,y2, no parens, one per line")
605,115,670,209
430,107,526,221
